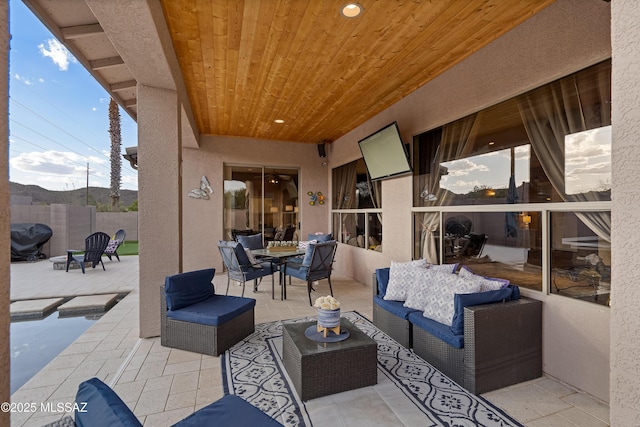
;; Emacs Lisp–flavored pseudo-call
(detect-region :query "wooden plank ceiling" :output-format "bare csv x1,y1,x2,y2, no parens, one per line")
161,0,555,144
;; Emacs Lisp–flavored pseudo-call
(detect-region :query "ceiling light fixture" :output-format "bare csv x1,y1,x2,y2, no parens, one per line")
340,3,363,18
274,119,285,124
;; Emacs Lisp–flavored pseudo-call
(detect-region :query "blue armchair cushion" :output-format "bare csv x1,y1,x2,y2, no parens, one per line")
408,311,464,348
374,295,419,320
165,268,216,311
376,267,390,297
174,394,283,427
74,378,142,427
237,233,263,250
284,261,309,279
166,295,256,326
450,286,516,335
308,233,333,242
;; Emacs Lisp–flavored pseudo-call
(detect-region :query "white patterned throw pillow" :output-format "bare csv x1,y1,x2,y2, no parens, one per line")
383,259,429,301
422,275,481,326
458,266,509,292
403,268,451,310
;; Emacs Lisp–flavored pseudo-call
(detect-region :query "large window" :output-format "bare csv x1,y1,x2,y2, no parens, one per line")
332,158,382,251
412,60,611,305
223,165,299,244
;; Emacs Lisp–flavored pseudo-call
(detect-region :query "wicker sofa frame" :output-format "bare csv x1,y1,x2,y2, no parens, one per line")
372,273,542,395
160,287,255,356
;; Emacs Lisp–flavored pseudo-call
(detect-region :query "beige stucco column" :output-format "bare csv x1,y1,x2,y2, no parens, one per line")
0,2,9,425
610,1,640,424
137,84,182,338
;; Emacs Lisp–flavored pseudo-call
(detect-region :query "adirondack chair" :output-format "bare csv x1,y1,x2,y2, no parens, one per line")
66,232,111,273
104,228,126,261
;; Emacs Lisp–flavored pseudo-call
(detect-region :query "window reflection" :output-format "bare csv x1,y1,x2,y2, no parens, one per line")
414,211,543,291
550,211,611,306
332,158,383,251
413,60,611,207
564,126,611,197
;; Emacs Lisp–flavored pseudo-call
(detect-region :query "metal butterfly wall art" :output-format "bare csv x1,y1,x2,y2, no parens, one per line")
188,175,213,200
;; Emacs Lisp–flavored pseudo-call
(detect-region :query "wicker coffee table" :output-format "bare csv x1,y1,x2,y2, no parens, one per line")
282,318,377,401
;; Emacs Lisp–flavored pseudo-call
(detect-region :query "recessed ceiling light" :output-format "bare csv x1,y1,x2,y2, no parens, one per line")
488,141,495,145
340,3,363,18
274,119,285,124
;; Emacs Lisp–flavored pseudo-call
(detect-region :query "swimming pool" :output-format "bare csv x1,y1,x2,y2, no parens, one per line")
10,311,100,394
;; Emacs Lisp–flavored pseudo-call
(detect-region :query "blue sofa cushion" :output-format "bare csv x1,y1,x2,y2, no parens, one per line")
376,267,390,297
174,394,283,427
308,233,333,242
450,286,516,335
165,268,216,311
374,295,419,320
237,233,263,250
167,295,256,326
408,311,464,349
75,378,142,427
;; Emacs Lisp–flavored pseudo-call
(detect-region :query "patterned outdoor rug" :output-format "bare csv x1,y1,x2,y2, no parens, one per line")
221,311,524,427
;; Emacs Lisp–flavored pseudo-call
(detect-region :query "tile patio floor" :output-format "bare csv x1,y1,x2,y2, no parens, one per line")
9,257,610,426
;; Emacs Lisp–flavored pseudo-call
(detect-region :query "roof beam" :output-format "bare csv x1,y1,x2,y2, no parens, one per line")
110,80,137,92
89,56,125,70
60,23,103,39
124,99,137,108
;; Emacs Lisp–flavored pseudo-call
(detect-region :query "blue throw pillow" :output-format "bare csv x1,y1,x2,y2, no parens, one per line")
376,267,391,297
237,233,263,250
450,287,514,335
75,378,142,427
165,268,215,311
301,242,317,267
308,233,333,242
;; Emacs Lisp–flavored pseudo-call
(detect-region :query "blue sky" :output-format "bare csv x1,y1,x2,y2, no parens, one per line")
9,0,138,191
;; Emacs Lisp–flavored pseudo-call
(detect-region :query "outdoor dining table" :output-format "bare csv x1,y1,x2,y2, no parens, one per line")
251,248,306,300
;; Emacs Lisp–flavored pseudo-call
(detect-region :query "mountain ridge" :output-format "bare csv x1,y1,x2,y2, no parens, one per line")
10,182,138,208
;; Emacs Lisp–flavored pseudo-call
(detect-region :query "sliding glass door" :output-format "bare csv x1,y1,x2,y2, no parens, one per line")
223,165,299,244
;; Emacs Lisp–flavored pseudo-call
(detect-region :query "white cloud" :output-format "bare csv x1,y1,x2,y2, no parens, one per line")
92,107,97,111
11,151,85,175
38,78,45,83
444,158,489,177
14,74,34,85
38,39,77,71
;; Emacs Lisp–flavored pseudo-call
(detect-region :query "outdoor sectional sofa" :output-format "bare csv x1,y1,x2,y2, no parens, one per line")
373,264,542,395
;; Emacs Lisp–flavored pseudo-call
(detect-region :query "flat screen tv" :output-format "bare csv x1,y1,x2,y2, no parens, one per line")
358,122,412,181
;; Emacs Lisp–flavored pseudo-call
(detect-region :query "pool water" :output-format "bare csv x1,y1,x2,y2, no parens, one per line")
10,312,100,394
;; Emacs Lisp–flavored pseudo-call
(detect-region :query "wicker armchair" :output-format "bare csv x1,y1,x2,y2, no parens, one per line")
161,268,255,356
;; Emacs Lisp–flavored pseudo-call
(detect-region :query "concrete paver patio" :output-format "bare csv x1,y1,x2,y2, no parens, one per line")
9,256,610,426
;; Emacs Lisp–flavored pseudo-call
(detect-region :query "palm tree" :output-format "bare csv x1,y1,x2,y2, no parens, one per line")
109,98,121,211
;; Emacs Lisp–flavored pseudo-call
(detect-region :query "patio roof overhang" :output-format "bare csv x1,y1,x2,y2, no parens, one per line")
22,0,556,145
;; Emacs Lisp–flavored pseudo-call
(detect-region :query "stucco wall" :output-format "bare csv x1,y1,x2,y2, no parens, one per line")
96,211,138,241
610,1,640,424
329,0,611,401
181,136,329,273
